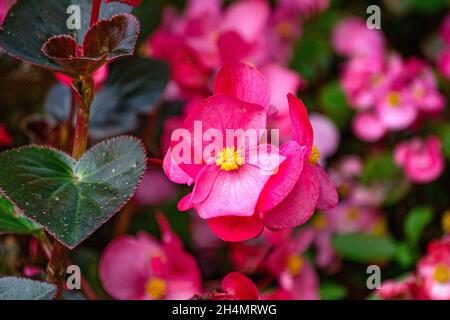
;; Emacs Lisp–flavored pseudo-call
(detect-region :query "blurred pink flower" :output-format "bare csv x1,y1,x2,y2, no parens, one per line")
352,112,386,142
438,48,450,79
212,272,260,300
309,113,340,165
134,168,178,206
377,276,416,300
99,214,202,300
440,14,450,46
265,229,320,299
332,17,385,58
394,136,445,184
417,237,450,299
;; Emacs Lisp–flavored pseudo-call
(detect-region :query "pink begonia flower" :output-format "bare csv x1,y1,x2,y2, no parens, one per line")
0,123,12,146
375,89,417,130
352,112,387,142
265,229,320,299
54,64,109,92
134,168,178,206
379,237,450,300
417,237,450,300
266,4,303,64
99,214,202,300
332,17,385,58
163,63,338,242
394,136,445,184
211,272,260,300
309,113,340,165
377,276,417,300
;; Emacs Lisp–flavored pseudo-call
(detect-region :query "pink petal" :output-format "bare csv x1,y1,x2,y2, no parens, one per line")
288,94,313,155
207,214,264,242
221,272,260,300
214,63,270,110
257,141,304,212
262,162,320,229
217,32,255,65
195,164,272,219
314,165,339,211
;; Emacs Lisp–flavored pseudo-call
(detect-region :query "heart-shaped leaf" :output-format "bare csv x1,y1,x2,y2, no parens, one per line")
0,277,57,300
42,14,140,76
0,136,146,248
0,0,132,72
46,57,169,139
0,197,41,235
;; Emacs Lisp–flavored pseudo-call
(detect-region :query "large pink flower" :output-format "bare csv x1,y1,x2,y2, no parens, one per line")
394,136,445,184
99,214,202,300
163,63,338,242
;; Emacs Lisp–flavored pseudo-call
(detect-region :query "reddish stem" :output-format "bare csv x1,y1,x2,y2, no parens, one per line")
148,157,163,167
90,0,102,27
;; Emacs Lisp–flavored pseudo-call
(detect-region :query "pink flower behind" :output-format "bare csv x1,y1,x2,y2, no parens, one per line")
99,214,202,300
332,17,385,58
394,136,445,184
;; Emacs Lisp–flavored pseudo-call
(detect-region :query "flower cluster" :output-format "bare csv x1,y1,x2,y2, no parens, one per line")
333,17,446,143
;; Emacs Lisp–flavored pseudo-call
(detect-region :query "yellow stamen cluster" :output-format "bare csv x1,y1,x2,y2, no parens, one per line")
145,277,167,300
346,207,360,221
276,21,293,38
215,147,244,171
372,219,387,237
286,255,304,277
313,213,327,230
442,210,450,234
387,92,401,107
433,263,450,284
308,145,321,165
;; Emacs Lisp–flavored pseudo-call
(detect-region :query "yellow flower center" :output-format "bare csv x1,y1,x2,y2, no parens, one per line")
346,207,360,221
442,210,450,234
215,147,244,171
145,277,167,300
308,145,321,165
433,263,450,284
372,218,387,237
387,92,401,107
276,21,293,38
286,255,304,277
313,213,327,230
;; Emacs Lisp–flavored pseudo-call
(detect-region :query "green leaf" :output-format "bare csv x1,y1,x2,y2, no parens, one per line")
0,277,57,300
319,282,347,300
0,197,41,234
437,124,450,160
362,152,402,184
0,0,132,72
0,136,146,248
404,206,433,246
394,242,418,268
332,233,398,263
318,81,353,128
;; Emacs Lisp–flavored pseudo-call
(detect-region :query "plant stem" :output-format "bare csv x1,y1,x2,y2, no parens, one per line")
90,0,102,27
72,76,94,160
46,76,95,298
46,241,69,298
